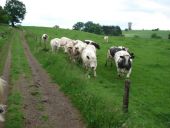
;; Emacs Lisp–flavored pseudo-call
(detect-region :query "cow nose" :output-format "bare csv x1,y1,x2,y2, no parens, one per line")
91,66,95,69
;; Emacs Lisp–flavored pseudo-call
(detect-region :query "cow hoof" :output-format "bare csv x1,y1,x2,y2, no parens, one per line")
87,75,90,79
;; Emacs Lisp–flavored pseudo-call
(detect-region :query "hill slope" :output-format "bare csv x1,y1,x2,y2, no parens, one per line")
23,26,170,128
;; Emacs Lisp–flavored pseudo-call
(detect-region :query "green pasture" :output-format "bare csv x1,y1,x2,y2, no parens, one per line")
23,26,170,128
123,30,170,39
1,24,170,128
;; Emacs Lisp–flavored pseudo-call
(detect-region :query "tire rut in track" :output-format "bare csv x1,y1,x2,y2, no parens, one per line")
20,31,85,128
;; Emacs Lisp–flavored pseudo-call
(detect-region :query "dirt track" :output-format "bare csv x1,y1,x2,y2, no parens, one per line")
0,31,85,128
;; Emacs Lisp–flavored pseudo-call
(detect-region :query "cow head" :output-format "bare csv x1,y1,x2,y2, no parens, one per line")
86,55,97,69
118,55,132,70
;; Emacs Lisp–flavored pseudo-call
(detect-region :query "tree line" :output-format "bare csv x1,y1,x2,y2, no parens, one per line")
73,21,122,36
0,0,26,27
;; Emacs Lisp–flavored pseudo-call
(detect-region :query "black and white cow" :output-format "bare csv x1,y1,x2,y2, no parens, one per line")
105,46,128,66
105,46,134,78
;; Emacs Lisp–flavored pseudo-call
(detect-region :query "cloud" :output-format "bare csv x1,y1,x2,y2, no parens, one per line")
1,0,170,30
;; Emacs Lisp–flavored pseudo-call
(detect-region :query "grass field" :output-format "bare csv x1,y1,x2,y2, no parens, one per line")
1,24,170,127
123,30,170,39
0,24,12,75
23,26,170,128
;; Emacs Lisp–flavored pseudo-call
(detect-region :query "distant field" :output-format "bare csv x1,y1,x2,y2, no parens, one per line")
123,30,170,39
23,26,170,128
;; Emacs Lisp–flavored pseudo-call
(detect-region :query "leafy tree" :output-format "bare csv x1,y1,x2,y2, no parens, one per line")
168,34,170,39
4,0,26,27
0,6,9,23
102,25,122,36
73,21,122,36
83,21,95,33
114,26,122,36
83,21,103,35
73,22,84,30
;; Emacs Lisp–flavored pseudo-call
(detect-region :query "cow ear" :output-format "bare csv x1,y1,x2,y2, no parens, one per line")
120,56,124,59
130,53,135,59
92,43,100,49
86,56,90,59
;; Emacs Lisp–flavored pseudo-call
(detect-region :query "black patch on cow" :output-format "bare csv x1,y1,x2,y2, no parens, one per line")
84,40,90,44
0,107,4,113
130,52,135,59
118,56,131,70
43,36,47,40
87,56,90,59
109,47,122,57
91,42,100,49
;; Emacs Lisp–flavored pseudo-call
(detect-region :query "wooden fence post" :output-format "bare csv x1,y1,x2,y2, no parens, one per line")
123,79,131,113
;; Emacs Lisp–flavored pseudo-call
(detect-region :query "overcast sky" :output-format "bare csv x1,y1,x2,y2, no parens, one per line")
1,0,170,30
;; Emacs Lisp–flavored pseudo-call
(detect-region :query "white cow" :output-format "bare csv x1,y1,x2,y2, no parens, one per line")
41,34,48,49
50,38,61,52
58,37,75,53
104,36,109,43
73,40,87,62
0,77,7,122
81,44,97,77
0,77,6,104
0,104,6,122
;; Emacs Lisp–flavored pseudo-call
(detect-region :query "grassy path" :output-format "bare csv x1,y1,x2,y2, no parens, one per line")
2,29,85,128
20,30,85,128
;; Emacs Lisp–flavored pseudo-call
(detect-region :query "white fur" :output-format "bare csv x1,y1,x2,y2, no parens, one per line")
41,34,48,48
41,34,48,43
73,40,87,56
0,77,6,103
0,78,7,122
0,104,7,122
104,36,109,43
114,50,132,78
81,45,97,77
50,38,61,52
58,37,75,53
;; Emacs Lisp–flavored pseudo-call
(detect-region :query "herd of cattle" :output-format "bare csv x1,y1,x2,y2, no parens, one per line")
42,34,135,78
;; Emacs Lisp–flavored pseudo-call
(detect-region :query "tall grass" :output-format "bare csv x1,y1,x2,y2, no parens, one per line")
24,26,170,128
5,30,31,128
0,24,12,75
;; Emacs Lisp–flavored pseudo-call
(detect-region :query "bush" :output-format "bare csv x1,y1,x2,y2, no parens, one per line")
168,34,170,39
134,35,139,38
151,33,162,39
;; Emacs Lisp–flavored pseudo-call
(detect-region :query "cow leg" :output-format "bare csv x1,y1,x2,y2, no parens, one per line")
44,42,47,49
105,59,108,66
64,46,67,53
51,46,54,52
93,69,96,77
110,60,113,67
126,68,132,78
117,68,121,77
